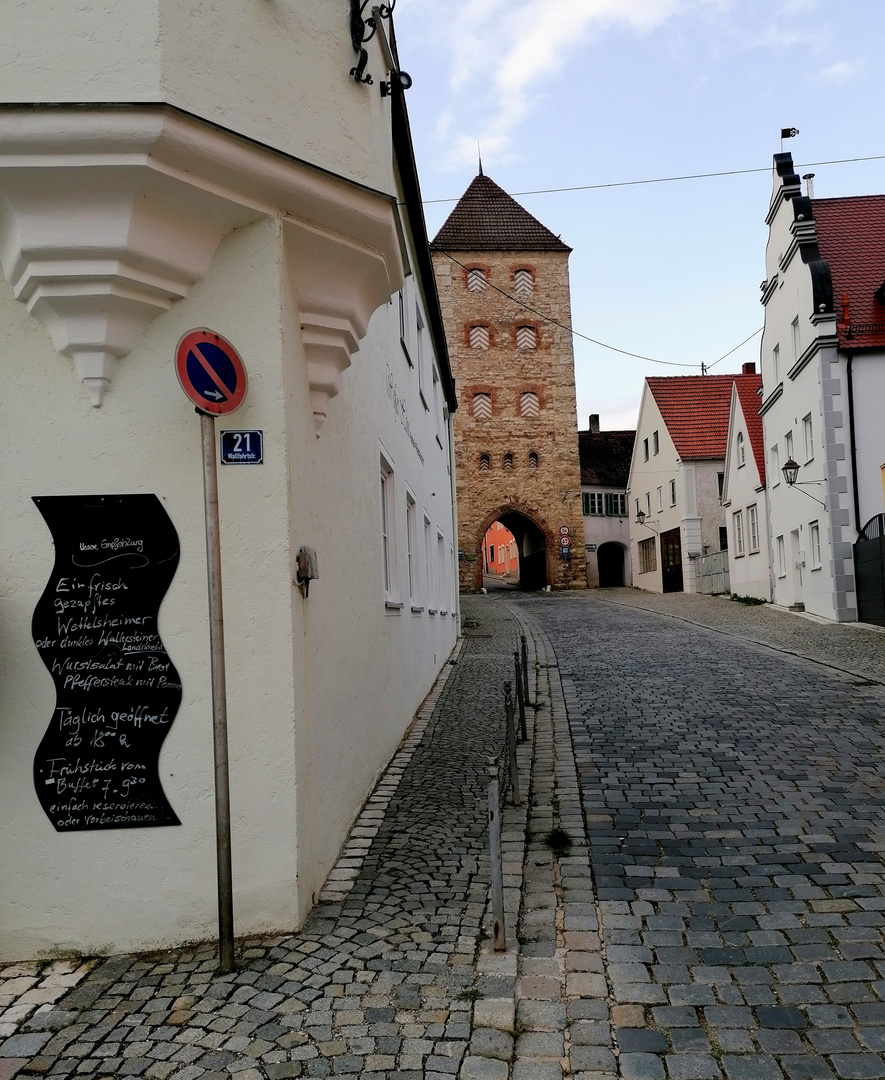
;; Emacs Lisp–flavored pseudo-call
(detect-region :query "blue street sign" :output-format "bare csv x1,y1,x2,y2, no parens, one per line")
220,430,263,465
560,546,571,559
176,329,248,416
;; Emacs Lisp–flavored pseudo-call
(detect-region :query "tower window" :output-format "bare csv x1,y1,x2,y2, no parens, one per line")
513,269,534,296
479,453,490,471
467,267,487,292
472,392,492,420
516,325,537,350
503,453,513,470
469,324,490,349
528,451,539,469
520,391,540,418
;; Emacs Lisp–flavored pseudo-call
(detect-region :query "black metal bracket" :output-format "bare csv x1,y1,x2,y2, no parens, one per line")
350,0,395,85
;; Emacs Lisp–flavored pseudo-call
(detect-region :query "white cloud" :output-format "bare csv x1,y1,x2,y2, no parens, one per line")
430,0,689,169
819,59,863,82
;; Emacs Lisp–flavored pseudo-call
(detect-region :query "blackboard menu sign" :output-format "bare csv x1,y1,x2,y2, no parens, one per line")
31,495,182,831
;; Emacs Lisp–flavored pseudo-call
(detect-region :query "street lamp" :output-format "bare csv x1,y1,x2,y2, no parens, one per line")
636,509,646,526
781,458,826,507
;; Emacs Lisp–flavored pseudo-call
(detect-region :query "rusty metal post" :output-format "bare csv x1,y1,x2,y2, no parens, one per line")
514,650,527,742
487,757,506,951
504,682,521,806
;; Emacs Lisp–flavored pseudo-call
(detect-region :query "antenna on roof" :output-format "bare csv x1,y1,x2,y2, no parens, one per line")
701,362,708,375
478,142,483,176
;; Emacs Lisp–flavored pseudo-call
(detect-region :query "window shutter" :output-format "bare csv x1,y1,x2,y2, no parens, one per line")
479,453,490,471
513,269,533,296
528,451,539,469
503,453,513,470
472,393,492,420
520,391,540,418
516,325,536,350
469,325,490,349
467,268,487,292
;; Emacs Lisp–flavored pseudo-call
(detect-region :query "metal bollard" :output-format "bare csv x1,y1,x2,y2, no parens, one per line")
487,756,506,951
514,650,527,742
503,682,521,806
521,634,531,706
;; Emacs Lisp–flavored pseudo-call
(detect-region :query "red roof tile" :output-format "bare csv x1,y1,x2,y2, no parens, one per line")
647,374,761,461
430,173,571,252
733,374,765,484
813,195,885,350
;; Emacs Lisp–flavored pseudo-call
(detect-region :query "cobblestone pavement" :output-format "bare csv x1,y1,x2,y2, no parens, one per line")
510,591,885,1080
0,600,525,1080
591,589,885,684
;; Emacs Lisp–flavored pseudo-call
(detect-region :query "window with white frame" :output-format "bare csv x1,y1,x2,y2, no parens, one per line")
406,491,418,604
717,472,724,499
415,303,424,379
785,430,794,461
635,498,640,517
398,290,406,348
810,520,821,569
791,316,800,363
737,431,746,467
498,545,504,565
469,325,490,349
657,486,663,512
516,325,537,350
510,540,517,559
772,342,780,383
432,365,442,442
380,454,397,600
669,479,677,505
605,492,627,517
424,515,435,610
645,492,651,515
777,534,786,577
638,537,656,574
643,438,649,461
467,267,487,292
437,532,446,613
488,545,494,564
584,492,604,515
803,414,814,462
653,430,660,455
748,504,759,552
771,443,780,485
734,510,745,556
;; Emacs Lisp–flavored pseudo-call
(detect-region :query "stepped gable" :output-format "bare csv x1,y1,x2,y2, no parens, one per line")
812,195,885,350
430,173,571,252
648,374,758,461
579,429,635,487
734,374,765,484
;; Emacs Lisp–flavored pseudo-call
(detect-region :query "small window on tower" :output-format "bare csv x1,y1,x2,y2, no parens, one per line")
467,268,487,292
520,391,540,418
472,392,492,420
479,453,490,471
469,325,490,349
516,325,537,350
513,269,534,296
528,451,539,469
503,453,513,470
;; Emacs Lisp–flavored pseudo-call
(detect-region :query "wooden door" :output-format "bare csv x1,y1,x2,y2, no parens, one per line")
660,527,683,593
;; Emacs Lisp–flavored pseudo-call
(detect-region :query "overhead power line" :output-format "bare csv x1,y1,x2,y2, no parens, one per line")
422,154,885,204
438,251,762,371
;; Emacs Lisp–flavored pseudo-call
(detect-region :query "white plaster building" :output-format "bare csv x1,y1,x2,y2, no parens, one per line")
628,375,754,594
579,415,634,587
721,368,771,600
0,1,459,959
760,154,885,621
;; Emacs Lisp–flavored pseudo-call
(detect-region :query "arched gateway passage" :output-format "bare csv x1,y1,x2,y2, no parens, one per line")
472,504,552,591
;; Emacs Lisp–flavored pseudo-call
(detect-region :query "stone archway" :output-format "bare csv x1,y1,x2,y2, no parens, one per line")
470,500,554,591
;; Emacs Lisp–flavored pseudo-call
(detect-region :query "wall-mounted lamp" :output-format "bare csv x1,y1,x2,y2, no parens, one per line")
635,509,659,534
782,458,827,508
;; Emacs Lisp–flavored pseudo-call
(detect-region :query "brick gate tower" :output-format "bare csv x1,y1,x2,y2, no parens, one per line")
431,172,586,591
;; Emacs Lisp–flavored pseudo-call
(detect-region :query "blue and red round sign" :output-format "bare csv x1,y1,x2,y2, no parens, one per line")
175,329,247,416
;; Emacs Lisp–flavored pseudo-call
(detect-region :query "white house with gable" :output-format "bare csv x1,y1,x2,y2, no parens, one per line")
0,0,459,960
721,368,771,600
759,153,885,621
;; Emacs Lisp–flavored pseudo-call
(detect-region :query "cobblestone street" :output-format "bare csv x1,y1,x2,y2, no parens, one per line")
4,590,885,1080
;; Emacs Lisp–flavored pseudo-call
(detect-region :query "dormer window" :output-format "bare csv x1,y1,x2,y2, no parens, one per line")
516,325,537,350
469,325,490,350
513,269,534,296
467,267,487,293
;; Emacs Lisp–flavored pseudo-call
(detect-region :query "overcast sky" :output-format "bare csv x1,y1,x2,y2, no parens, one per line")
395,0,885,430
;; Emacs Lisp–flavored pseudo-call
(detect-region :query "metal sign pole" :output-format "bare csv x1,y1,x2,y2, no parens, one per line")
199,410,235,973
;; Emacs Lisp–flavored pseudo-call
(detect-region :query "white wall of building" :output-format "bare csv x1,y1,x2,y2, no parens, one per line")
722,388,771,600
850,353,885,527
581,490,632,587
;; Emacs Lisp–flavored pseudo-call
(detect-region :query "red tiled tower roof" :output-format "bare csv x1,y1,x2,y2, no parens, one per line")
430,173,571,252
734,374,765,485
813,195,885,350
647,374,760,461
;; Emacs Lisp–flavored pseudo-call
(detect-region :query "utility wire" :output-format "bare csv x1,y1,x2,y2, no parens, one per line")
423,154,885,204
439,250,762,370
